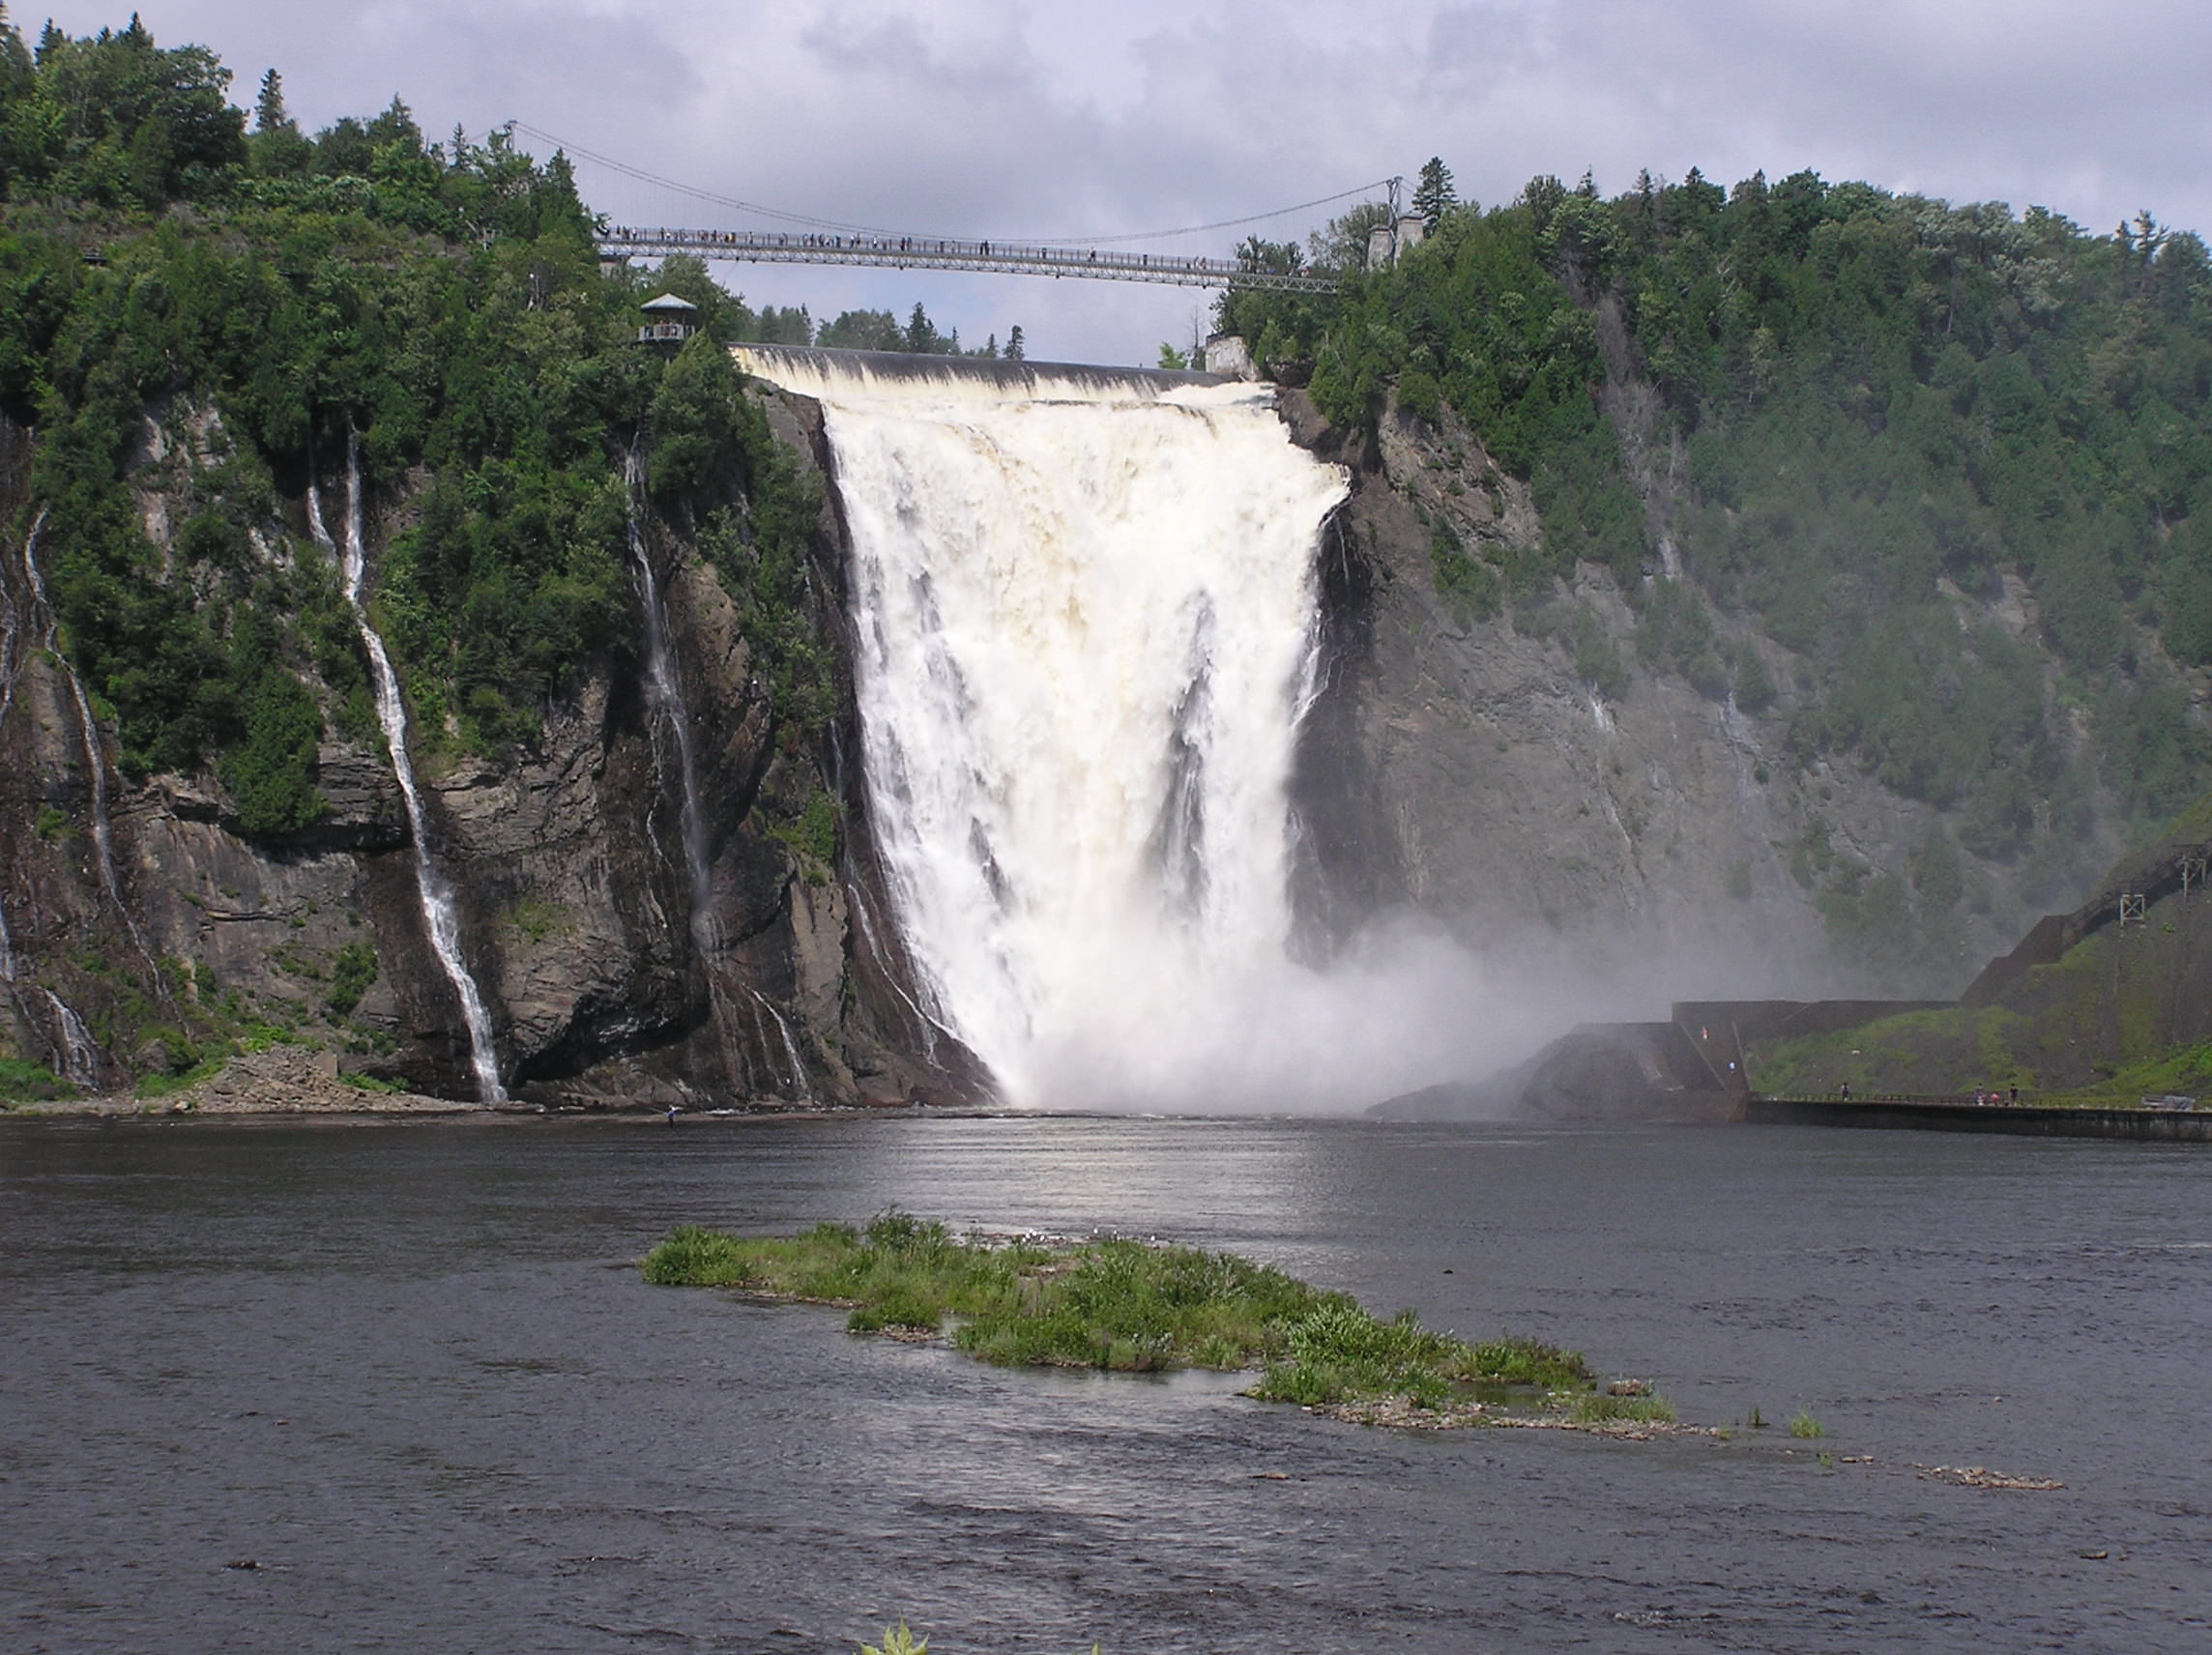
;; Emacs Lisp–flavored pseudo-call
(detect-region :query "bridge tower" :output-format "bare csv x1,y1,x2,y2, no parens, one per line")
1366,175,1428,269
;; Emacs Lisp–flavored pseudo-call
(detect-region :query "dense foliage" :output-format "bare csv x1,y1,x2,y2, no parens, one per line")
753,299,1017,359
2,14,824,833
1227,165,2212,927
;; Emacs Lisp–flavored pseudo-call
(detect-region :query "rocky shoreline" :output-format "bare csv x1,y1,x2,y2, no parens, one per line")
1,1046,471,1118
0,1045,974,1122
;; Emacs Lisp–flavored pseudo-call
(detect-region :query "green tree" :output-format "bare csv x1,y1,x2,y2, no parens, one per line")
222,669,327,839
1412,156,1456,228
1308,200,1395,273
8,14,246,205
247,66,310,177
1236,235,1303,276
817,307,904,351
903,301,946,353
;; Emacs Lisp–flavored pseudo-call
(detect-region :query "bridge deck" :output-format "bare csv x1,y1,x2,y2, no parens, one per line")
597,227,1338,294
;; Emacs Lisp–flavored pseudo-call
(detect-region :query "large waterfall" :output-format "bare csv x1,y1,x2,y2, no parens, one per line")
741,348,1396,1109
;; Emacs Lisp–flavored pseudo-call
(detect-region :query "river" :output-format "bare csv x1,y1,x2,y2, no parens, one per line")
2,1115,2206,1652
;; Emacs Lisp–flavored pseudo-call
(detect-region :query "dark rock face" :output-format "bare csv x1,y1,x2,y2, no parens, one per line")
1275,385,2113,1011
0,401,985,1109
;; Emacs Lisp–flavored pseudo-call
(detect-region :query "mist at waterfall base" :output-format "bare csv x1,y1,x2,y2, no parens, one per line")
742,350,1547,1113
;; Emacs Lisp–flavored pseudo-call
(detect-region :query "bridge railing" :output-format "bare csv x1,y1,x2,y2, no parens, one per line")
1753,1091,2030,1108
596,226,1340,295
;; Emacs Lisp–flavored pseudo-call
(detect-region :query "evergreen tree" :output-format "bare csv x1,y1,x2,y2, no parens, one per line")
252,67,289,132
1412,156,1456,228
904,301,937,353
247,65,310,176
1005,324,1025,361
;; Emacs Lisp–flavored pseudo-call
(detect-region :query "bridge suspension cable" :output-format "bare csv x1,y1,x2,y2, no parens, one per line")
594,226,1339,294
515,121,1374,289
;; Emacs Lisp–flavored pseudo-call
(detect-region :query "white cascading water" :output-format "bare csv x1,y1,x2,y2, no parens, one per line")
623,441,713,932
0,509,29,984
621,441,806,1098
310,436,506,1103
13,511,115,1081
1,508,32,731
738,348,1370,1108
44,988,100,1088
20,508,156,969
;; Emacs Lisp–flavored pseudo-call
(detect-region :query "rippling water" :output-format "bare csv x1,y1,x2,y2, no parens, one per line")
2,1115,2207,1653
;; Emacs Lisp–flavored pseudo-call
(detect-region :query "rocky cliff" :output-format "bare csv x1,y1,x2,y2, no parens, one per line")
1279,385,2117,1018
0,355,2157,1114
0,397,983,1110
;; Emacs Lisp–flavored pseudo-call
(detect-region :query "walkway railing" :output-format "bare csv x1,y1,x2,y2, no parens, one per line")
596,226,1340,295
1754,1092,2029,1107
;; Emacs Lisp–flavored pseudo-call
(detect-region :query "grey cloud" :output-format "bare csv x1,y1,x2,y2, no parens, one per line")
33,0,2212,363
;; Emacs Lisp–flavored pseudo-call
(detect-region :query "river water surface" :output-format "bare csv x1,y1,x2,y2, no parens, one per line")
3,1115,2207,1653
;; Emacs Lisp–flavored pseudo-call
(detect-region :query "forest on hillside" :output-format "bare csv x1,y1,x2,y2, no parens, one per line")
1224,162,2212,913
0,13,833,840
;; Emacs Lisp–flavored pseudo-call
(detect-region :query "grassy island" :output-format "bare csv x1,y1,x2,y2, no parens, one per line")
643,1211,1674,1429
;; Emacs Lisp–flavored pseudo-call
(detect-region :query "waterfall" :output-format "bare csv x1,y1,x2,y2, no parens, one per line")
0,508,35,984
23,510,119,898
20,508,154,965
311,436,506,1103
738,348,1360,1109
750,989,810,1096
64,673,126,906
43,989,100,1089
623,441,810,1099
0,508,32,729
622,441,713,938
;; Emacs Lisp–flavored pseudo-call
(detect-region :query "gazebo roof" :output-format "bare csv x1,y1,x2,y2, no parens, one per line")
641,292,699,313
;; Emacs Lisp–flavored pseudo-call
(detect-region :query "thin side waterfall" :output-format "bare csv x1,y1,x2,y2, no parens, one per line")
842,870,943,1064
622,441,713,938
22,508,153,964
622,442,807,1097
43,988,100,1088
0,508,35,983
0,508,32,728
311,436,505,1103
65,674,125,902
750,989,810,1095
737,349,1358,1109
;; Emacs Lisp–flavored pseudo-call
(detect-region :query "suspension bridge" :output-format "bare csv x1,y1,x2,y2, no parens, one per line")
594,225,1340,294
528,124,1387,299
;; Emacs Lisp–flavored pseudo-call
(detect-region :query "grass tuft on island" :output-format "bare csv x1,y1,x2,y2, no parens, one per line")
643,1210,1649,1426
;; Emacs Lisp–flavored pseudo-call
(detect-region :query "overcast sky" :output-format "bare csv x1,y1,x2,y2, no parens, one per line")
34,1,2212,363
